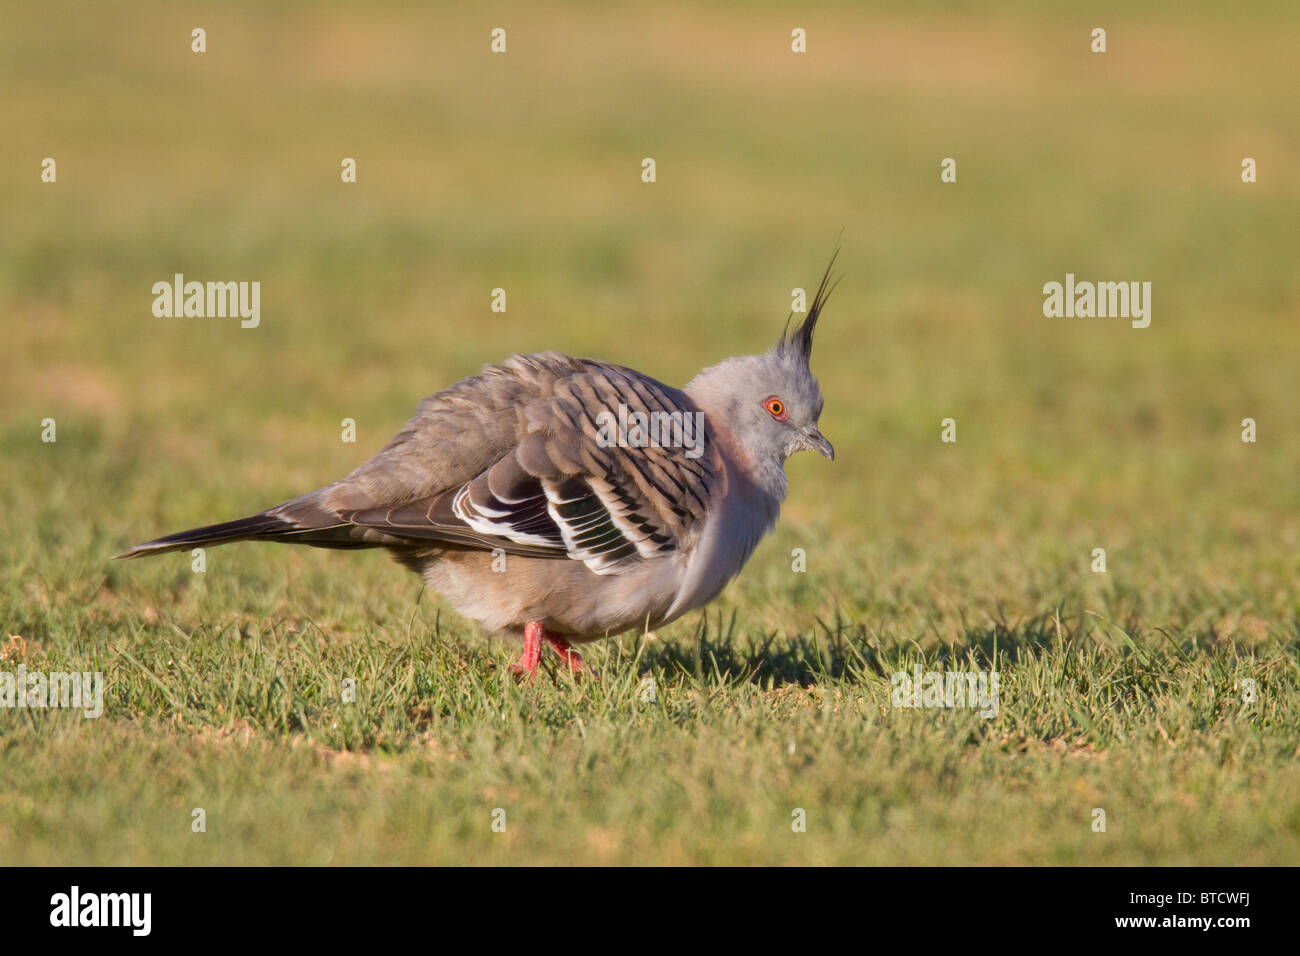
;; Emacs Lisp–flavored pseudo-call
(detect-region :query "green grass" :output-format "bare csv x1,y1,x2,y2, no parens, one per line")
2,0,1298,864
3,614,1298,864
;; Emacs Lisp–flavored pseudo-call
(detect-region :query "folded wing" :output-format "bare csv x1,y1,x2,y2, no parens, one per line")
295,354,720,575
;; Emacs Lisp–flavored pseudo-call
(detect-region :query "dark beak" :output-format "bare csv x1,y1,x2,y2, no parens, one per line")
804,426,835,461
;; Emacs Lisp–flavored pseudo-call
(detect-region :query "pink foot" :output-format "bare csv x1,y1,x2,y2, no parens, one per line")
544,634,588,675
508,621,545,679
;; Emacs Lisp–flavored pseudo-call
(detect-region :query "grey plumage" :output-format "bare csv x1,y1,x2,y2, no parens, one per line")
117,259,838,659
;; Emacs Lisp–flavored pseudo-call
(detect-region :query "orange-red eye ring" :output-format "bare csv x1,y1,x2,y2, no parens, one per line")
764,397,788,421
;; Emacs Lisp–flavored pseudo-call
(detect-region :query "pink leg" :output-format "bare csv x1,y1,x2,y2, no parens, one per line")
544,634,587,674
509,621,545,678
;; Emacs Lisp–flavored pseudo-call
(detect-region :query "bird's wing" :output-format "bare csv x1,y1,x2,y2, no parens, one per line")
278,353,722,574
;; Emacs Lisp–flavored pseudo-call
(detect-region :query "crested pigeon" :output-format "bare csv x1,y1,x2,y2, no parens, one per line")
115,263,838,676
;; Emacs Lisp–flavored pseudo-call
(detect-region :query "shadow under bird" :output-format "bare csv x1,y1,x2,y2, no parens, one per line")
116,262,839,676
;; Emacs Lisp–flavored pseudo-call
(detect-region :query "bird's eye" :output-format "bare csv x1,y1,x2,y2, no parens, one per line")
763,397,788,421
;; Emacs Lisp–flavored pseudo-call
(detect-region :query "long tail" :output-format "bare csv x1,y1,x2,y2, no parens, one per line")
112,512,309,560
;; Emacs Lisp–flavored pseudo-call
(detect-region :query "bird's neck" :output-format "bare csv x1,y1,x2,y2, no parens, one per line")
684,379,788,506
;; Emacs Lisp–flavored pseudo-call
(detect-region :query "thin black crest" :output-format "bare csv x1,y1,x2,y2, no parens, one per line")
778,244,842,366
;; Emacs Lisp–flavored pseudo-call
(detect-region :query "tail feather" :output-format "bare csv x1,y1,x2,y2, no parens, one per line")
112,512,300,560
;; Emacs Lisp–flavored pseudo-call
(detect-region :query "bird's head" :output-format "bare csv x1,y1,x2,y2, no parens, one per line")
685,256,837,469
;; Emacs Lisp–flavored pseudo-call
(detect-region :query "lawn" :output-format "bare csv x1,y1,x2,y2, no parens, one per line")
2,0,1297,864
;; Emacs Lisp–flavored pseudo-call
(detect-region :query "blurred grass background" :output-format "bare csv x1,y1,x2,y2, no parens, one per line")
1,1,1298,864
